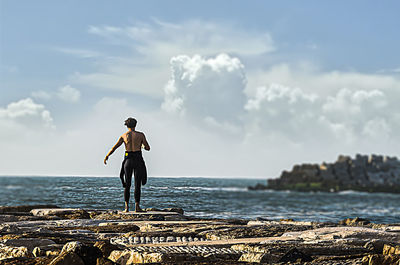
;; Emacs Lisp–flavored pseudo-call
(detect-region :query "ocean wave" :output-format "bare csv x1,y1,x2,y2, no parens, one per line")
174,186,247,192
337,190,369,195
3,185,24,189
98,186,119,190
152,186,169,190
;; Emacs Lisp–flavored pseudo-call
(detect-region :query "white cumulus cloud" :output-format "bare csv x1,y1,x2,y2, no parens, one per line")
88,19,274,57
74,19,274,98
0,98,54,129
162,53,247,125
57,85,81,103
31,90,52,100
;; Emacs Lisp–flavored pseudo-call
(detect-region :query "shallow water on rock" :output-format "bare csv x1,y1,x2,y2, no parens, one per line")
0,176,399,223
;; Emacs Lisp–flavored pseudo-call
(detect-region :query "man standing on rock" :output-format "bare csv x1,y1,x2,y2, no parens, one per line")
104,117,150,212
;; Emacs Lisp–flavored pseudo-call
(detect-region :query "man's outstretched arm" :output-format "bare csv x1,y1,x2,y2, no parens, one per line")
104,136,124,164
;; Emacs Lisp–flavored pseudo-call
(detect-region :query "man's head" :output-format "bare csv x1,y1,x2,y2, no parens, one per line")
124,117,137,129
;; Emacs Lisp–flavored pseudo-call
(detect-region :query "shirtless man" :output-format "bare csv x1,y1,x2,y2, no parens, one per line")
104,117,150,212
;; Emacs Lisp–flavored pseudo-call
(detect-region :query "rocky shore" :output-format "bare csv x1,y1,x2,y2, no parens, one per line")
0,205,399,264
249,154,400,193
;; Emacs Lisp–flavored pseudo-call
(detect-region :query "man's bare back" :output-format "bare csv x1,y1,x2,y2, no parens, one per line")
122,130,150,152
104,130,150,165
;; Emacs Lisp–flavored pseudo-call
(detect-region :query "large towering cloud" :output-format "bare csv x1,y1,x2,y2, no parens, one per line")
162,54,247,126
74,20,274,98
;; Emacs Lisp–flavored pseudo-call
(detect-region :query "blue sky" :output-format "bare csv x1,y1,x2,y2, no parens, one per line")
1,1,400,177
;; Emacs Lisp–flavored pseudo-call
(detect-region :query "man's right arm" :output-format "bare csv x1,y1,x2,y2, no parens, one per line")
104,136,124,164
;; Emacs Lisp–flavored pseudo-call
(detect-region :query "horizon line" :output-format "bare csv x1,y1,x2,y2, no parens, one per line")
0,174,270,179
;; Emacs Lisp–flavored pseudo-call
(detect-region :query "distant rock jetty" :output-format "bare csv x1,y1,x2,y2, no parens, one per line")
250,154,400,193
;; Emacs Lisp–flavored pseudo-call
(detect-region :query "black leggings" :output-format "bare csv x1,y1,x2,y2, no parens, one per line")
122,152,147,203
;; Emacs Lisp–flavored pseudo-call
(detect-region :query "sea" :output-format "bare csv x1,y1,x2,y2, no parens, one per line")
0,176,399,223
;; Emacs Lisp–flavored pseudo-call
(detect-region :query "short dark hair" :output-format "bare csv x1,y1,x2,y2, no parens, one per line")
124,117,137,128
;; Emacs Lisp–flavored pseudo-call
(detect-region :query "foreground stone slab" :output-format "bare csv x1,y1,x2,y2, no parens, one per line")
30,208,87,217
279,226,400,243
2,238,56,251
0,244,30,260
247,220,314,226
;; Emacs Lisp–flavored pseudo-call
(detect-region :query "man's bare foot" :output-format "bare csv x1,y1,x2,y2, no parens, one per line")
123,202,129,212
135,204,145,213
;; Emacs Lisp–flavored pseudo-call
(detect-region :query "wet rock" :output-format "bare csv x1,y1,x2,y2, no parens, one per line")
144,208,184,214
32,247,42,257
46,250,61,257
164,208,184,215
362,254,400,265
60,241,102,265
108,249,222,264
93,224,140,233
3,238,56,252
108,250,165,264
0,205,58,214
0,215,21,222
382,244,400,255
278,248,313,263
49,252,85,265
96,257,117,265
148,215,165,221
364,240,385,254
33,245,63,258
340,217,370,226
247,183,268,190
238,253,269,263
0,224,21,234
281,226,400,245
0,244,30,260
144,207,161,212
199,223,312,240
31,208,90,219
94,241,120,258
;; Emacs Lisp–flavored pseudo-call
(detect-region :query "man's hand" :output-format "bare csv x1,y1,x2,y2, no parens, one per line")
104,156,109,165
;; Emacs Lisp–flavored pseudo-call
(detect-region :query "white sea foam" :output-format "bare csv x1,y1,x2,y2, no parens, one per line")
99,186,118,190
174,186,247,192
338,190,369,195
4,185,23,189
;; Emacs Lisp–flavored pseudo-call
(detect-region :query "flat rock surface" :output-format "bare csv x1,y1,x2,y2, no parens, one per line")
1,206,399,264
30,208,84,216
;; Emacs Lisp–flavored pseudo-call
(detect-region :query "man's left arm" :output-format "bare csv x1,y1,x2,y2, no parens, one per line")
142,133,150,151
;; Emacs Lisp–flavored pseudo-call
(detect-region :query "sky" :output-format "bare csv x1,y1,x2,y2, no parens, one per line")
1,1,400,178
